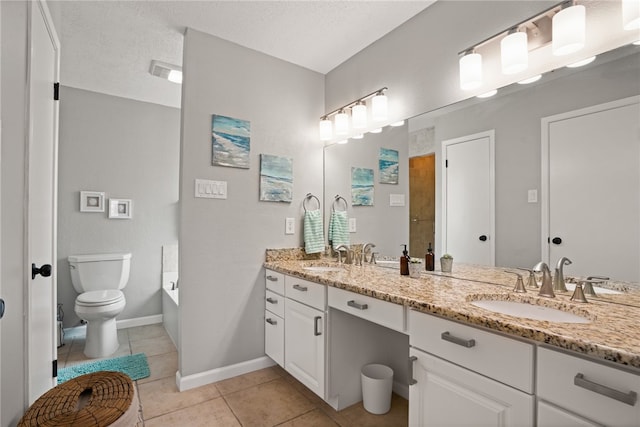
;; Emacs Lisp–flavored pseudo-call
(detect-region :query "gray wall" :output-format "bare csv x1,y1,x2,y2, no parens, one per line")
1,2,29,424
179,29,324,377
57,87,180,327
324,125,409,256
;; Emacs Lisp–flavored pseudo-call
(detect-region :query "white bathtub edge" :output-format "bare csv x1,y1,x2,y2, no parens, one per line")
176,356,276,392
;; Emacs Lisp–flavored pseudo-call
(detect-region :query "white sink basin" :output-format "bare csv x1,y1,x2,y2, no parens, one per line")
303,266,343,272
564,282,622,295
470,300,590,324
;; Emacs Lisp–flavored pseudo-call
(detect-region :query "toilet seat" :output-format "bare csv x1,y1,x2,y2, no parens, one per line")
76,290,124,307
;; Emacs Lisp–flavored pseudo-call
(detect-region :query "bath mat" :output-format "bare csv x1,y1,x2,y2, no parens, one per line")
57,353,150,384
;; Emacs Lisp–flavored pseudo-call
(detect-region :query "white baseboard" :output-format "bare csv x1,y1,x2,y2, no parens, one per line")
393,379,409,400
63,314,163,338
176,356,276,392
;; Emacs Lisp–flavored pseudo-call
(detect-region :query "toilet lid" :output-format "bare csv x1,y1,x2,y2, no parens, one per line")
76,290,124,306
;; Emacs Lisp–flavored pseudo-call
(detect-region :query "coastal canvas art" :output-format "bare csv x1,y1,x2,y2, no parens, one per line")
212,114,250,169
379,148,399,184
260,154,293,203
351,167,374,206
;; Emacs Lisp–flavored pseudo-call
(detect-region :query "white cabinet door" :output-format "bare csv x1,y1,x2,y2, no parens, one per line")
538,401,602,427
409,348,533,427
285,298,325,399
264,310,284,367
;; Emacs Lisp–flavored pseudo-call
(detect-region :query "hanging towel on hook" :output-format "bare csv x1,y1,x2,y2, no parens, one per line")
304,209,325,254
328,210,350,249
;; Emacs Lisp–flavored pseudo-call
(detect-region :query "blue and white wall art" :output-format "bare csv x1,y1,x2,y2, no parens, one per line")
212,114,251,169
351,167,374,206
260,154,293,203
379,148,399,184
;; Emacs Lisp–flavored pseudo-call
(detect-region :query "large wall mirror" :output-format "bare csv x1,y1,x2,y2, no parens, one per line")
324,44,639,285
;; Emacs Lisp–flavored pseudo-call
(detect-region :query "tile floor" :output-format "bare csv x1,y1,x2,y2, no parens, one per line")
58,324,409,426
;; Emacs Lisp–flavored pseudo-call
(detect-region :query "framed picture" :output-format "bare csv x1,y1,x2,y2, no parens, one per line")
212,114,251,169
351,167,374,206
259,154,293,202
108,199,133,219
379,148,399,184
80,191,105,212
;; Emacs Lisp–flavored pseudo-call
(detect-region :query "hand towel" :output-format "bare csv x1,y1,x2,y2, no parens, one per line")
328,210,350,249
304,209,325,254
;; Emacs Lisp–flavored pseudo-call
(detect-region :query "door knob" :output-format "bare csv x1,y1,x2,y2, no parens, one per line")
32,263,52,280
0,298,5,319
551,237,562,245
479,235,488,241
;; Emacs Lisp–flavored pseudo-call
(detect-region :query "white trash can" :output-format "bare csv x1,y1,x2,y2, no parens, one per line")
361,364,394,414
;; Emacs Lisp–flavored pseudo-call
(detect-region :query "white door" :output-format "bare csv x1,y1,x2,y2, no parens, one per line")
409,348,534,427
442,131,495,266
543,97,639,282
26,0,60,402
284,298,325,399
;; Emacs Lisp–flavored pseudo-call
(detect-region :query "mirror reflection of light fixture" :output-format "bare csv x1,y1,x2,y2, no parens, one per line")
566,56,596,68
352,102,367,129
390,120,406,127
623,0,640,30
477,89,498,98
319,117,333,141
552,2,586,56
352,134,364,140
371,91,388,122
501,29,528,75
370,128,383,134
459,51,483,90
334,110,350,135
518,74,542,84
149,60,183,84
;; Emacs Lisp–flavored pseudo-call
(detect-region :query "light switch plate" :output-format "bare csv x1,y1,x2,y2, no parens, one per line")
195,179,227,199
285,218,295,235
527,189,538,203
349,218,357,233
390,194,405,206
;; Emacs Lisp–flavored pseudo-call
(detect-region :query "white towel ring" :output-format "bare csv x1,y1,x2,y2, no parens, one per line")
303,193,320,212
332,195,348,212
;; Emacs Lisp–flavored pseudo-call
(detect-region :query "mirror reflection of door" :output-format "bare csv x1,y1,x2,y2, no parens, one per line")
442,130,495,266
409,155,435,257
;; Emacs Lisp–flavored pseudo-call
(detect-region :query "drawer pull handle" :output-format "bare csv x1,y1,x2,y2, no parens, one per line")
266,275,278,282
266,318,277,326
441,331,476,348
266,297,278,304
347,300,368,310
574,373,637,406
314,316,322,336
293,284,308,292
409,356,418,385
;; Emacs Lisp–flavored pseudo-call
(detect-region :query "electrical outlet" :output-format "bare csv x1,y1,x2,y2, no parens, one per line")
528,189,538,203
349,218,357,233
285,218,295,235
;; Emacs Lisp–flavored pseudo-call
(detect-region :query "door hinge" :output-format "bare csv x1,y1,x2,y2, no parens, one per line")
53,82,59,101
445,159,449,168
52,359,57,377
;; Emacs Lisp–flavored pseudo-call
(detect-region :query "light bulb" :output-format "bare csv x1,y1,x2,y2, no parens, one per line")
501,31,528,75
459,52,482,90
319,118,332,141
552,4,586,56
334,110,349,135
352,102,367,129
371,93,388,122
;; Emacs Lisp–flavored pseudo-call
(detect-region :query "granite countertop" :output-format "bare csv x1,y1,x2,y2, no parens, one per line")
264,253,640,371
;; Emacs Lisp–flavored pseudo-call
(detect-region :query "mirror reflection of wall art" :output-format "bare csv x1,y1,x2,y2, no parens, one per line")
259,154,293,203
211,114,250,169
351,167,374,206
80,191,105,212
379,148,399,184
108,199,133,219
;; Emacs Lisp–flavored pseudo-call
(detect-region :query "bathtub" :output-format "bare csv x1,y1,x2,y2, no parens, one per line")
162,272,179,348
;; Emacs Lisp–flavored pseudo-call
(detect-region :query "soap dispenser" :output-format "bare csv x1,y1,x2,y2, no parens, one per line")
400,245,410,276
425,242,435,271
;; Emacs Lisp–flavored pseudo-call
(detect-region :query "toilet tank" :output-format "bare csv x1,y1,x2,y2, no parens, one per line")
68,253,132,294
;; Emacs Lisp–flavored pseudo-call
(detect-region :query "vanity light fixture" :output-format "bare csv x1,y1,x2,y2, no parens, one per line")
623,0,640,30
318,87,388,140
518,74,542,84
477,89,498,98
566,55,596,68
149,60,183,84
501,29,529,74
552,2,586,56
459,50,483,90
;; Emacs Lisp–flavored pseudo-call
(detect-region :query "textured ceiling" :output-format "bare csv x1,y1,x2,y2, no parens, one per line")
48,1,436,108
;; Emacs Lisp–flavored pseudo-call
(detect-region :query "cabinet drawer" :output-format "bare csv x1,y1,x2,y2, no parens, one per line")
265,289,284,318
328,286,405,332
409,310,534,393
264,310,284,367
285,276,326,310
537,347,640,427
265,270,285,294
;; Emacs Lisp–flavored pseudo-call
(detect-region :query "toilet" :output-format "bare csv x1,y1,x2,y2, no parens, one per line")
68,253,131,358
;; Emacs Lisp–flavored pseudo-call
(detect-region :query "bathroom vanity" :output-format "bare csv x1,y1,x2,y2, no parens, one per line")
264,251,640,427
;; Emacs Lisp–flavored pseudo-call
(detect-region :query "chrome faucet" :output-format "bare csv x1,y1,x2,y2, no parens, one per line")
553,257,572,292
584,276,610,297
363,243,376,263
533,262,555,298
335,244,353,264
